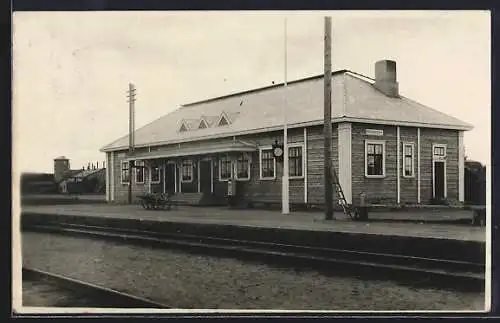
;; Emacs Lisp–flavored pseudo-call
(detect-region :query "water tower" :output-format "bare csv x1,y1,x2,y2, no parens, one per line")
53,156,70,182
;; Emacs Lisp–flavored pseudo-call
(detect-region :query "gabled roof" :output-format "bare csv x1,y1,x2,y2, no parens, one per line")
101,70,473,152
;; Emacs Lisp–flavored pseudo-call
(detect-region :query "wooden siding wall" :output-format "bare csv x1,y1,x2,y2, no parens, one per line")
351,123,459,205
235,128,306,204
351,124,397,205
399,127,418,204
109,123,459,206
420,128,459,203
306,125,338,205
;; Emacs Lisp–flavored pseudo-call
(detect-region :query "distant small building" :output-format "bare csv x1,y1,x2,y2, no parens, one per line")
53,157,106,194
20,157,106,195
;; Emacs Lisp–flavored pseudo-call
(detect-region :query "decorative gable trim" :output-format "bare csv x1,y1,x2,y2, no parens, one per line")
198,117,209,129
178,120,190,132
216,111,231,127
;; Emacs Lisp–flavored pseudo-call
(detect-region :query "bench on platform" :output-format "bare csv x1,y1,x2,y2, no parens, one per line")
137,193,172,210
137,192,207,210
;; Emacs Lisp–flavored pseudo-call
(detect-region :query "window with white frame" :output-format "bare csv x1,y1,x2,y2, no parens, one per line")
433,145,446,156
135,160,145,183
121,161,130,184
236,154,250,180
181,160,193,182
403,143,415,177
151,164,161,183
219,156,232,181
365,140,385,177
289,145,303,178
260,148,275,179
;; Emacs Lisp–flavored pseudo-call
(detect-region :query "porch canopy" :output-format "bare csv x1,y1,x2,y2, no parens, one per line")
125,140,258,162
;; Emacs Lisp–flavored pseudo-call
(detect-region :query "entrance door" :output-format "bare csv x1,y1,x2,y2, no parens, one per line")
434,161,445,199
165,163,176,195
199,160,212,195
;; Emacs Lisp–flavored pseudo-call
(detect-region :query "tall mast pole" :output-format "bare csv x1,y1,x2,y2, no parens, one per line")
324,17,334,220
282,17,290,215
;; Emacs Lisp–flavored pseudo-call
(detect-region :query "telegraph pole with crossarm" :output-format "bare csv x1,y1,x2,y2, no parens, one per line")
127,83,136,204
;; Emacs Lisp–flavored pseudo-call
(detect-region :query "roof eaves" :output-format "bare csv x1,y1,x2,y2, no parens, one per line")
101,115,473,153
342,116,474,131
101,118,353,152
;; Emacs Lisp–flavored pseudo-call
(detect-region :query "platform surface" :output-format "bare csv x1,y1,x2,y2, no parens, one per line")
20,204,486,242
21,194,106,201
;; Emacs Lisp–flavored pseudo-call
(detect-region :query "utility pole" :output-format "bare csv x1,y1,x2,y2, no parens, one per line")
282,17,290,215
127,83,136,204
324,17,334,220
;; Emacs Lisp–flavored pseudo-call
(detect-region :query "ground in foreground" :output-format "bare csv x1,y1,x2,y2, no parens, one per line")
21,232,485,311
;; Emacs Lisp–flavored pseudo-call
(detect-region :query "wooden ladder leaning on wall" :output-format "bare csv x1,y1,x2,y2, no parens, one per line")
331,166,360,220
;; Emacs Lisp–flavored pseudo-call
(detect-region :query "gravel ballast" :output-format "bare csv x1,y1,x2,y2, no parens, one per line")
21,232,485,311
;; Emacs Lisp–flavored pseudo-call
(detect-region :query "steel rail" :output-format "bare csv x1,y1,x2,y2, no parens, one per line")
30,222,484,272
22,267,170,309
23,223,485,292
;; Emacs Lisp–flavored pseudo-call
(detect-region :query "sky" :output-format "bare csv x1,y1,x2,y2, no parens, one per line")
12,10,490,173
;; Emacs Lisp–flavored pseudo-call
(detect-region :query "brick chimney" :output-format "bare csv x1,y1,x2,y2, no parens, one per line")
373,60,399,98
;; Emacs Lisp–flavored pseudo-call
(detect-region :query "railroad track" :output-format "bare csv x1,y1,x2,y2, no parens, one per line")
22,267,170,308
23,223,485,292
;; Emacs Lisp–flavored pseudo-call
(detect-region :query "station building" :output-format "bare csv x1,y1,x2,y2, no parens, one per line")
100,60,473,207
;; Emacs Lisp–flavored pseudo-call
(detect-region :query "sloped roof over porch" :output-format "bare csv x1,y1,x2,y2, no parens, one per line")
126,140,258,161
